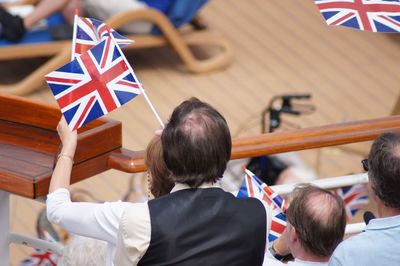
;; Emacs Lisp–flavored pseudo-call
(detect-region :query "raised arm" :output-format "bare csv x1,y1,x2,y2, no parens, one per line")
49,117,77,193
47,117,132,244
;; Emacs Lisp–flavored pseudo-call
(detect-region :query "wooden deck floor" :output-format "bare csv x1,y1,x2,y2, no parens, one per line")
3,0,400,264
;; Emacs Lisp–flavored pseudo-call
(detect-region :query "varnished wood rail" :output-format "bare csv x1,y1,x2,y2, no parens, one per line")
231,116,400,159
2,93,400,198
109,115,400,173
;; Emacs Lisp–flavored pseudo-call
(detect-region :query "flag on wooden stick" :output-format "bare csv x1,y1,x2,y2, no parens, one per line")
46,35,141,130
72,16,133,59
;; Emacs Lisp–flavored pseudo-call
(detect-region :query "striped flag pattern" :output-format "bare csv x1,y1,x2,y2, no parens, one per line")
73,17,133,57
46,36,141,130
237,167,287,242
334,183,369,221
314,0,400,32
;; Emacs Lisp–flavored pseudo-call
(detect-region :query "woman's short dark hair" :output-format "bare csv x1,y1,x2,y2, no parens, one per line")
161,98,231,187
145,136,174,198
368,132,400,210
285,185,346,257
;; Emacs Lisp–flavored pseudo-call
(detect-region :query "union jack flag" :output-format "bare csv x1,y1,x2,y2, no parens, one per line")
314,0,400,32
244,167,288,212
237,170,264,199
19,249,58,266
268,210,288,242
73,17,133,57
19,214,60,266
334,184,369,221
45,36,141,130
237,168,287,242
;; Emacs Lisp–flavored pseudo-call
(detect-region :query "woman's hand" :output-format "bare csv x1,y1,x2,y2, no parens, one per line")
49,117,77,193
57,116,78,157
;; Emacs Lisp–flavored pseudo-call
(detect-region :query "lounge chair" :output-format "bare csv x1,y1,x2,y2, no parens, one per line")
0,4,233,95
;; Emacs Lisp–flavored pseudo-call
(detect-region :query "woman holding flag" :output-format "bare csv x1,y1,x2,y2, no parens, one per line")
46,117,171,266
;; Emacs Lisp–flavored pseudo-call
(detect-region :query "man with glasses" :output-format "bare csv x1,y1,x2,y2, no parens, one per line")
264,184,346,266
330,133,400,266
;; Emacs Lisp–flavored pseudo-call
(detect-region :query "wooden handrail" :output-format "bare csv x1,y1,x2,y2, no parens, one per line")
3,90,400,197
232,115,400,159
109,115,400,173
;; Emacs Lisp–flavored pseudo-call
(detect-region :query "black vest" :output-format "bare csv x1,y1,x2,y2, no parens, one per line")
138,188,266,266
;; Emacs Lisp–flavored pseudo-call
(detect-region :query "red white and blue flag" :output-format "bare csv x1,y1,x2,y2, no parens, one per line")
334,183,369,221
268,210,287,242
19,236,59,266
314,0,400,32
45,36,141,130
19,249,58,266
237,168,287,242
244,168,288,212
19,228,59,266
73,17,133,57
237,170,264,199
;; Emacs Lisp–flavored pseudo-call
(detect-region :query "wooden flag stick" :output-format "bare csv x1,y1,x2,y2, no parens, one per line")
140,88,165,128
107,30,165,129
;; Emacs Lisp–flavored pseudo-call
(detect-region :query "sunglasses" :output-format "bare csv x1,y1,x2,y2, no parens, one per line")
361,159,369,172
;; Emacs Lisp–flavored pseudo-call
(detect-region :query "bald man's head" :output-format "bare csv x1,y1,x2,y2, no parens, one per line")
162,98,231,187
286,185,346,257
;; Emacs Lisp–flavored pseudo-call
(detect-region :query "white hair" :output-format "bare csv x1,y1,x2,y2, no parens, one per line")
58,235,106,266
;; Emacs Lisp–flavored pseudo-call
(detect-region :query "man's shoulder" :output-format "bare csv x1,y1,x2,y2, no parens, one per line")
233,196,267,223
329,232,376,265
161,188,265,211
234,194,266,206
334,232,373,253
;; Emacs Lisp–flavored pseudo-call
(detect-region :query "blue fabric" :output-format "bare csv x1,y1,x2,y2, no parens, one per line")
329,215,400,266
165,0,208,27
141,0,173,13
0,0,209,44
0,30,52,45
0,13,65,46
151,0,208,34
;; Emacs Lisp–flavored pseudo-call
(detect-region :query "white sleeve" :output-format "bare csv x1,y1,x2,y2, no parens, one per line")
46,188,134,245
114,204,151,266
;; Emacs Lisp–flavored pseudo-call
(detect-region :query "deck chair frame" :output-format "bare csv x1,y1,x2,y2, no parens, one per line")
0,8,233,95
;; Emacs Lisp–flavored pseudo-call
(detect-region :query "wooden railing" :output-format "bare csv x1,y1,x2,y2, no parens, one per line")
109,115,400,173
2,93,400,198
2,95,399,262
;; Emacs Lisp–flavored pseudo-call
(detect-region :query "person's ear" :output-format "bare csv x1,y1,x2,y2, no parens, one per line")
289,225,298,243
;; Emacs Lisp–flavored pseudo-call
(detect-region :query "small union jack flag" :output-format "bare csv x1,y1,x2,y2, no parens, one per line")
19,249,58,266
73,17,133,57
237,170,264,199
19,221,60,266
314,0,400,32
268,209,288,242
244,167,288,212
237,168,287,242
46,36,141,130
334,184,369,221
